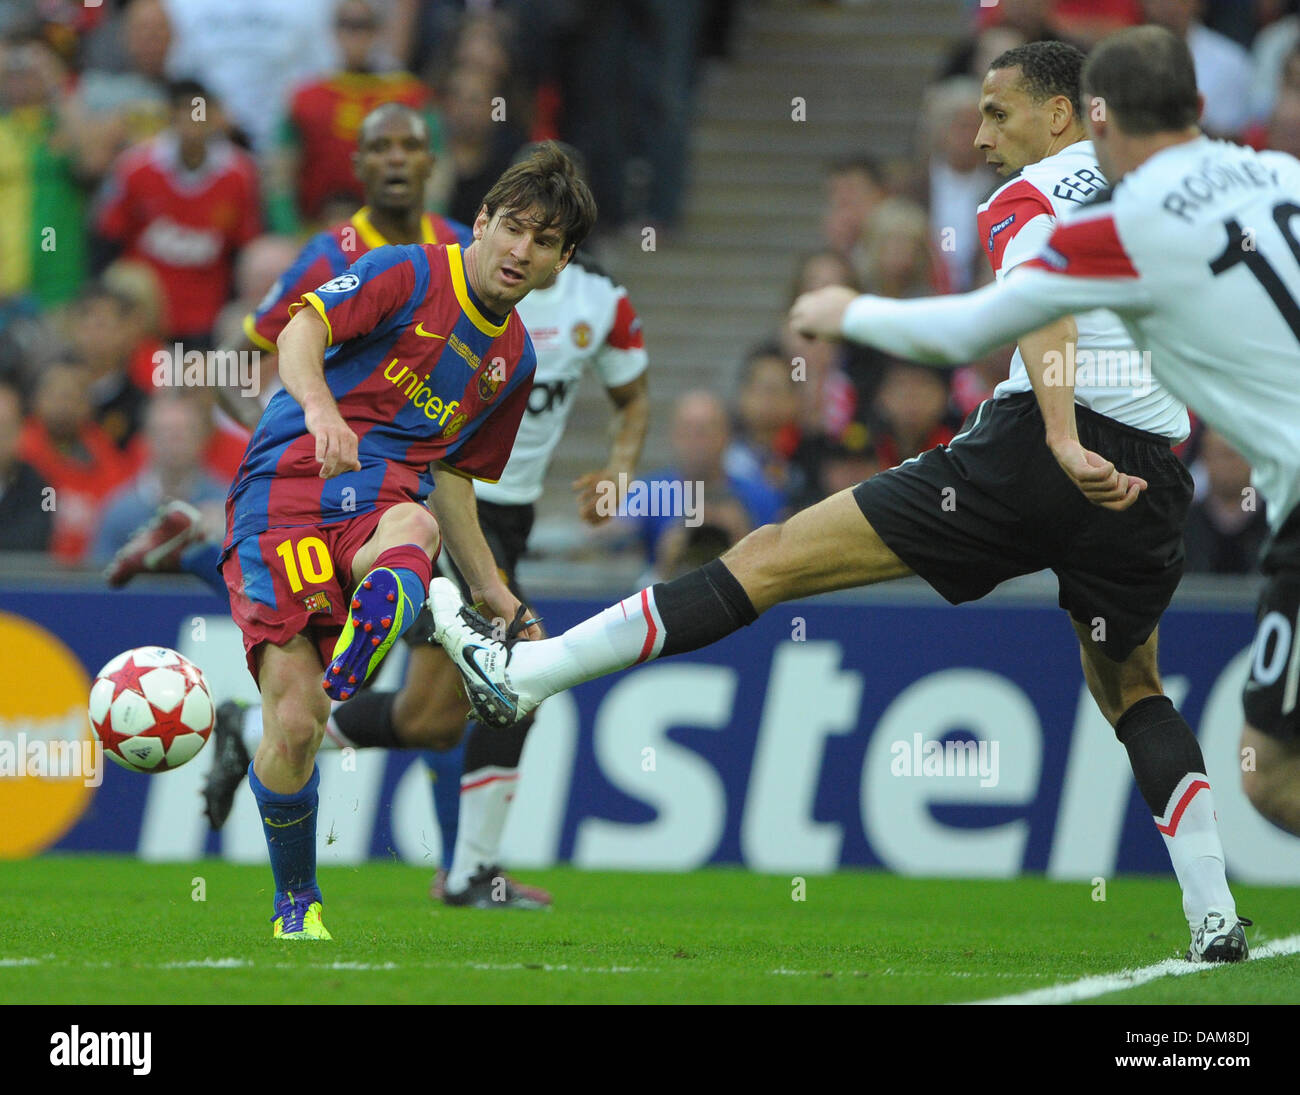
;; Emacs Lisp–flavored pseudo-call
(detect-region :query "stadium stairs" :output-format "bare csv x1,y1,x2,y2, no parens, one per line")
531,0,966,560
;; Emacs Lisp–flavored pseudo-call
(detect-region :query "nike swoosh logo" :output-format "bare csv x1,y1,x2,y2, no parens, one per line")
464,645,510,702
414,322,445,339
263,808,315,828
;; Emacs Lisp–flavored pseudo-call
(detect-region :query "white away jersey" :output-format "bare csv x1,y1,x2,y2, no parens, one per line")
975,140,1189,440
842,137,1300,533
473,258,647,505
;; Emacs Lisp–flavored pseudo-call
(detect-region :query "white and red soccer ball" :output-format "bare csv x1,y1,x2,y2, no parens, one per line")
88,647,215,773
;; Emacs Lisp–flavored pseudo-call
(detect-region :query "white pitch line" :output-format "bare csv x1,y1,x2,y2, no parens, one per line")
971,932,1300,1005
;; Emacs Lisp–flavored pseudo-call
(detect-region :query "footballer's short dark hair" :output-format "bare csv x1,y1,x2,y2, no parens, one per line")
479,140,597,255
1083,26,1200,136
989,40,1086,121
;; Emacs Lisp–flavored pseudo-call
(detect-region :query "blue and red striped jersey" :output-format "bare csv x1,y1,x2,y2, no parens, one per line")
243,207,472,352
225,241,535,547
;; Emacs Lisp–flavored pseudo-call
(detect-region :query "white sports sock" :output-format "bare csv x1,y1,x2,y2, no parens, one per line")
509,589,666,700
446,766,519,893
1155,774,1236,929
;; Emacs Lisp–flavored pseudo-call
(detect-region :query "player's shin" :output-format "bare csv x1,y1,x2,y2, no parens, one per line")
447,717,530,892
1116,695,1236,928
249,762,323,909
508,558,759,697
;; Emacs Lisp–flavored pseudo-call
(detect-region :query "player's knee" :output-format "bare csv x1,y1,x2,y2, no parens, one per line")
266,702,324,770
725,521,784,577
393,504,439,555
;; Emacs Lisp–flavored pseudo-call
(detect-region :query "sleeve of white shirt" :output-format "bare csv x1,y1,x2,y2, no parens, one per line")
841,205,1155,363
996,212,1055,279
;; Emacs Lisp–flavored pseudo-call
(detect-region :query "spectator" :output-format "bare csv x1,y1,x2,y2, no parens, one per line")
821,156,887,258
1251,1,1300,121
871,361,957,468
1264,85,1300,156
67,281,151,451
1141,0,1255,137
1054,0,1143,46
17,359,133,563
558,1,704,233
725,342,804,507
441,61,529,227
951,344,1014,419
920,77,996,293
1184,428,1270,574
94,78,262,347
939,0,1059,81
93,391,227,567
162,0,337,153
0,33,89,309
62,0,171,185
856,197,946,299
212,233,300,357
0,380,52,553
632,390,782,574
268,0,445,233
100,258,168,393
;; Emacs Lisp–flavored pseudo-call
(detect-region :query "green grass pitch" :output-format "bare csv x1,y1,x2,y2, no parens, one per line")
2,856,1297,1004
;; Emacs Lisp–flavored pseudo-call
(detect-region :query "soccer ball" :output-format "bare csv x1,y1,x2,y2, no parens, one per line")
88,647,215,773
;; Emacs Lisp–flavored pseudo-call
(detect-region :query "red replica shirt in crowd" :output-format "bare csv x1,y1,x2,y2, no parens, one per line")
286,72,430,221
96,133,261,339
17,419,134,563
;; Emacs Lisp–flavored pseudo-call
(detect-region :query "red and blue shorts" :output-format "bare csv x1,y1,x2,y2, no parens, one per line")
221,508,387,683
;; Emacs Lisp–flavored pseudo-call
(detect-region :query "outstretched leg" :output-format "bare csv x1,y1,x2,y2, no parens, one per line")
1074,621,1244,961
431,487,911,722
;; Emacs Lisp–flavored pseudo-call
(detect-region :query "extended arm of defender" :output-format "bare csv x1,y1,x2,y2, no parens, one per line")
277,306,360,479
429,465,542,639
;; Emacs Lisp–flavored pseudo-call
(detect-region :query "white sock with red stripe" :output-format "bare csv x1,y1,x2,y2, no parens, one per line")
508,589,665,700
447,766,519,893
1156,773,1235,930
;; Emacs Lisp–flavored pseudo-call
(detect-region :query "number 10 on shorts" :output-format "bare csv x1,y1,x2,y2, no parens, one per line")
275,536,334,592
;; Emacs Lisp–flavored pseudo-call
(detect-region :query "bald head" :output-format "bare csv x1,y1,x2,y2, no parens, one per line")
359,102,427,147
672,390,731,480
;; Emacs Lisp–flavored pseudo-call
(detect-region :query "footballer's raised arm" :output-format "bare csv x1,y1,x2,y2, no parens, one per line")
793,205,1154,365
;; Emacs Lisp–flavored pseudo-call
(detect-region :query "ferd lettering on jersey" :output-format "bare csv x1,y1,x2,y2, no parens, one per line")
383,359,461,429
1161,156,1278,222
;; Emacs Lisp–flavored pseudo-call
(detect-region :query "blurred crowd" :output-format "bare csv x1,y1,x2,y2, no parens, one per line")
0,0,1279,580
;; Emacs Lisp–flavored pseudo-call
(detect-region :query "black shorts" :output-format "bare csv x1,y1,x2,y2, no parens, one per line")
1243,503,1300,743
852,392,1193,662
403,499,535,646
